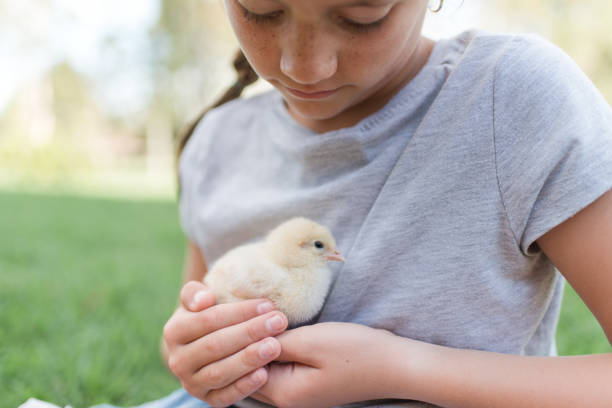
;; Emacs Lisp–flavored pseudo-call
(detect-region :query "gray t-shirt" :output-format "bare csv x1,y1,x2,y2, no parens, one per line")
178,30,612,407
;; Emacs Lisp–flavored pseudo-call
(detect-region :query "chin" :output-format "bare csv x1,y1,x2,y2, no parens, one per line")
286,99,351,122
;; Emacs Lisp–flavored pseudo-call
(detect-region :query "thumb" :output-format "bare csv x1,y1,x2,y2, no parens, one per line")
274,326,321,367
180,280,215,312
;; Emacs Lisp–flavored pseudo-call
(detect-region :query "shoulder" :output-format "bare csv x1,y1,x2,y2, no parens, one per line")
490,31,611,144
444,30,581,83
176,89,280,242
180,89,279,166
485,33,612,254
188,89,279,143
488,31,612,159
459,29,568,64
446,30,581,81
492,32,594,103
464,30,569,62
426,31,569,104
201,89,279,128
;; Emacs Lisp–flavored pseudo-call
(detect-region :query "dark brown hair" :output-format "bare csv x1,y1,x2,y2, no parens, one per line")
175,50,258,193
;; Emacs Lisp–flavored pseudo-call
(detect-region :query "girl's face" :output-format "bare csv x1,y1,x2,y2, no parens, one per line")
223,0,432,133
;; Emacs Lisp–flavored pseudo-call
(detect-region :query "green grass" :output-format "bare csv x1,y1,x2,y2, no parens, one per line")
557,284,612,355
1,190,610,407
0,191,184,407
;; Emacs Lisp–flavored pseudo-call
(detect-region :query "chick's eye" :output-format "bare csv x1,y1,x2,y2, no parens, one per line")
314,241,324,249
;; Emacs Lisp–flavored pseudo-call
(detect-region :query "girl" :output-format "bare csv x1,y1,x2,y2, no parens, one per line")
161,0,612,407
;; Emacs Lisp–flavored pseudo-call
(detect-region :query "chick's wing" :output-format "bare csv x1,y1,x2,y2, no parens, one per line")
205,243,285,303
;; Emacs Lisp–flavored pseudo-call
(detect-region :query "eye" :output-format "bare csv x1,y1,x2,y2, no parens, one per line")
336,4,392,34
314,241,324,249
238,3,284,24
338,16,387,34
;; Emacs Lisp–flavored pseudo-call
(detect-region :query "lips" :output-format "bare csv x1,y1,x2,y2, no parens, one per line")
287,87,339,99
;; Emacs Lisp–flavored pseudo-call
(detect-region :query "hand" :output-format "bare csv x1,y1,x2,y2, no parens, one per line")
252,322,405,408
162,281,289,407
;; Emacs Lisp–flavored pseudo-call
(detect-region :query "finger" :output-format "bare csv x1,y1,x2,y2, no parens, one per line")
191,311,287,368
172,311,286,376
204,367,268,408
180,281,215,312
252,363,301,405
274,327,320,366
193,336,281,390
165,299,277,345
253,362,319,408
250,389,275,406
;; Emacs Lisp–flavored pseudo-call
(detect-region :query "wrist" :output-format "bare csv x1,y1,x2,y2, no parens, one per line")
381,334,441,402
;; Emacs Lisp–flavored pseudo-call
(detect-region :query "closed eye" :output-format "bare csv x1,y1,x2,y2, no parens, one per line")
238,1,387,33
238,3,284,24
338,15,388,33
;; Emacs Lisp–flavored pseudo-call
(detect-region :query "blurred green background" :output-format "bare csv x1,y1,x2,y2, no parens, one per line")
1,0,611,407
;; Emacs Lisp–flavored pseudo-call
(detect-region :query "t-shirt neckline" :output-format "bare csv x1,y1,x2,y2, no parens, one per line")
271,36,451,138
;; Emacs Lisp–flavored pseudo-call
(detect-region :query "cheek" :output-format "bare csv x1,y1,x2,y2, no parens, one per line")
240,31,280,78
224,3,280,78
341,1,426,69
339,32,406,81
339,10,426,82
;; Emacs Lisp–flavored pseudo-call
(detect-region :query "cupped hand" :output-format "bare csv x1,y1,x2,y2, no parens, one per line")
162,281,288,407
252,322,406,408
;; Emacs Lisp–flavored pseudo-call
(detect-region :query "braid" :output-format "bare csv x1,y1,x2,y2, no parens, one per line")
175,50,258,194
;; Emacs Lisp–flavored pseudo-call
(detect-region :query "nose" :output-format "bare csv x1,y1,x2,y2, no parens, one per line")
280,22,338,85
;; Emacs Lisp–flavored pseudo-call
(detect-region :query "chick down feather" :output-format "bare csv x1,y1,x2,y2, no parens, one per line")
204,217,345,325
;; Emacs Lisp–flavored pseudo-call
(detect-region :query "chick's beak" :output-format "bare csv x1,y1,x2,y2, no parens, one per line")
327,249,345,262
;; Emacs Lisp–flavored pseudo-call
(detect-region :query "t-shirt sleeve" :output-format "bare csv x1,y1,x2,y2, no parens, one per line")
493,34,612,256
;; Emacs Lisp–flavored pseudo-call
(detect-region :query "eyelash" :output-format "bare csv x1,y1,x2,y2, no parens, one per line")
241,7,283,24
338,17,386,33
238,4,386,34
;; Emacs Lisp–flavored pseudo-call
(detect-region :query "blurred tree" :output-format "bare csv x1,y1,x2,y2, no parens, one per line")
148,0,238,137
0,61,137,184
1,0,609,195
0,1,162,193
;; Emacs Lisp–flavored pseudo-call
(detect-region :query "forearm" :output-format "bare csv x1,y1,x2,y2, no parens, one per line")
392,338,612,408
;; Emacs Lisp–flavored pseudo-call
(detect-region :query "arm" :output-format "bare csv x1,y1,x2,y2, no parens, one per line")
254,190,612,408
402,188,612,408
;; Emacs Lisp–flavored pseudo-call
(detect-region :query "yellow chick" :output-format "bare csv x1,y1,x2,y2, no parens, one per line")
204,217,345,325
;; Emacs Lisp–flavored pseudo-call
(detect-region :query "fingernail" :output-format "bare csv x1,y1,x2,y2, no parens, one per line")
249,367,266,385
258,339,277,359
190,290,208,310
265,315,284,333
257,301,274,315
